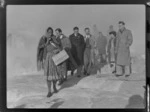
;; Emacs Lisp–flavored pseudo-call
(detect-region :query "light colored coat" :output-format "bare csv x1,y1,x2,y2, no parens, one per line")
116,28,133,66
96,35,107,55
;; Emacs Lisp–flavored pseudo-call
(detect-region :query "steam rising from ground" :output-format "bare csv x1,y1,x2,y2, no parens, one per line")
7,32,40,77
7,31,145,78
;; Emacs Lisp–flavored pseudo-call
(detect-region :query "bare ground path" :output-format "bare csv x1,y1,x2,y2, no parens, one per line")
7,70,145,108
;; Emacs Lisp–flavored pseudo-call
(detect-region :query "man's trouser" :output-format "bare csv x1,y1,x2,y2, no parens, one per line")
116,65,130,75
99,54,106,63
65,47,78,70
84,48,92,74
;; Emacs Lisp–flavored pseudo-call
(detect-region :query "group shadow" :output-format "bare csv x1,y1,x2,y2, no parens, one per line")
59,61,107,91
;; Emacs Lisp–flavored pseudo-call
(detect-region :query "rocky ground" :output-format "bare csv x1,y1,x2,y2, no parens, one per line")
7,61,145,108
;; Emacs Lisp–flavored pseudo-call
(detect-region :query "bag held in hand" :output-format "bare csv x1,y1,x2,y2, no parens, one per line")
52,49,69,66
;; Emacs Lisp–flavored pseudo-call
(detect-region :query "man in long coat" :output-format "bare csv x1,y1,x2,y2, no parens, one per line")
83,28,95,76
115,21,133,77
69,27,85,77
55,28,78,83
96,32,107,63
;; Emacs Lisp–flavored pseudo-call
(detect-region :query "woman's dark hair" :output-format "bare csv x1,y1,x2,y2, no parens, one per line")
55,28,62,33
46,27,53,34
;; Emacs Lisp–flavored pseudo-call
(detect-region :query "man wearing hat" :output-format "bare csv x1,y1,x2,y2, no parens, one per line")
69,27,85,77
115,21,133,77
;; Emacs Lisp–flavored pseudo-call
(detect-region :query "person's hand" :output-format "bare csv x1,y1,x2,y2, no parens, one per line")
53,49,60,54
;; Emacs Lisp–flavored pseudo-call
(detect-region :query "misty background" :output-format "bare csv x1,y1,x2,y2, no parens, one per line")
7,5,145,77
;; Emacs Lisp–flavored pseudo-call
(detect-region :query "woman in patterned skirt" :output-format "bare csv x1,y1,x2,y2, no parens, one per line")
44,27,62,97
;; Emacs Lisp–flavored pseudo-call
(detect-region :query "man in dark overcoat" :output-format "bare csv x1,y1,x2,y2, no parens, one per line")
69,27,85,77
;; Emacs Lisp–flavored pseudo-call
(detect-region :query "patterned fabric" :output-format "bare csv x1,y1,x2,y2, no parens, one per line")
44,52,61,81
44,36,62,81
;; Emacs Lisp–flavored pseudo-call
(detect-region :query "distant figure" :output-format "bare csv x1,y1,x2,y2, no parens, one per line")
107,25,115,41
108,25,114,33
115,21,133,77
92,24,100,65
69,27,85,77
37,31,47,71
55,28,78,84
107,31,117,73
43,27,61,97
96,32,107,63
83,28,95,76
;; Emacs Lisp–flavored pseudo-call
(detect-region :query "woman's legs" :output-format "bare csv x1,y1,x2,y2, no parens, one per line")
47,80,52,97
53,80,58,93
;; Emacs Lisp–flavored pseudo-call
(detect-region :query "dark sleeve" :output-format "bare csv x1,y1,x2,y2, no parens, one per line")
107,39,111,53
69,35,73,45
37,37,43,61
66,37,72,49
115,33,119,51
80,35,85,48
38,37,45,48
127,30,133,47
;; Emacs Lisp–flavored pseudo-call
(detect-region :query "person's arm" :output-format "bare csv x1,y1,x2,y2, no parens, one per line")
66,37,72,49
38,37,46,48
69,35,73,45
81,35,85,50
126,30,133,47
52,36,61,46
107,39,111,55
115,34,119,53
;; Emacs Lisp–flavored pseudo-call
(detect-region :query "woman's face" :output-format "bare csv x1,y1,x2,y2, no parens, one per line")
47,29,53,37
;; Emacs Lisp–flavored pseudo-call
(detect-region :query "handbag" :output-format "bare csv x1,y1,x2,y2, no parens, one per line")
52,49,69,66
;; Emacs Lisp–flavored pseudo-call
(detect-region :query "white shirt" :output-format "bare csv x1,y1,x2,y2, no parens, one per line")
60,35,63,39
85,35,90,41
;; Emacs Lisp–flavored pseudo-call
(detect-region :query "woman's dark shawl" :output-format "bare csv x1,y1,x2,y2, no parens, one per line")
37,36,47,71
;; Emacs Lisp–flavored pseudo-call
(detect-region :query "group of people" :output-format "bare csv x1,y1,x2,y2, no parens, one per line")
37,21,133,97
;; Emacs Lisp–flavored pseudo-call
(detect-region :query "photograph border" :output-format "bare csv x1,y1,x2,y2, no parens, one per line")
0,0,149,112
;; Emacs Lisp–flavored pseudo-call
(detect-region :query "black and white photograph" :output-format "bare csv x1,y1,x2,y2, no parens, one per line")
7,5,146,108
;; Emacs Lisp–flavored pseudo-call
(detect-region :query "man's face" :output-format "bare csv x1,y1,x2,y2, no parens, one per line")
110,34,114,38
74,29,79,35
119,23,125,31
55,30,60,37
85,29,90,35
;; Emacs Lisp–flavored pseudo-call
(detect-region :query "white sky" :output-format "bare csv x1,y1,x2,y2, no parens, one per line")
7,5,145,55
